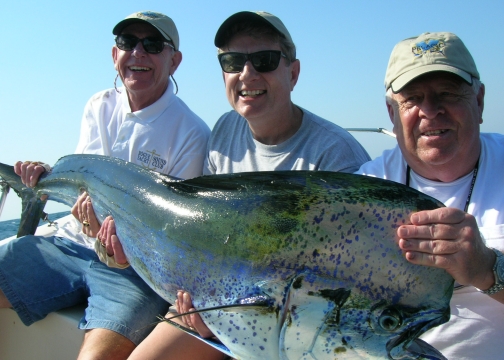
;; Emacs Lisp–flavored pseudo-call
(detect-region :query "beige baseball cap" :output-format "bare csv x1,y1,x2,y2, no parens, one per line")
214,11,294,48
113,11,179,51
385,32,479,93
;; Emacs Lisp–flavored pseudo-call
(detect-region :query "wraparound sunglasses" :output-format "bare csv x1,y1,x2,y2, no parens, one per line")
218,50,287,73
115,34,175,54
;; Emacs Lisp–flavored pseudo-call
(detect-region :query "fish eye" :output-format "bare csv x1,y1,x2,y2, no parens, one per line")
378,307,402,331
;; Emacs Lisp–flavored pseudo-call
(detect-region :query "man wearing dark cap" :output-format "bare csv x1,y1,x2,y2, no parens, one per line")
357,32,504,359
128,10,369,360
0,10,210,359
204,11,369,174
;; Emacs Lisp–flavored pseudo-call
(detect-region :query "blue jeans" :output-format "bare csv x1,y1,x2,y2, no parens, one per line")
0,235,169,344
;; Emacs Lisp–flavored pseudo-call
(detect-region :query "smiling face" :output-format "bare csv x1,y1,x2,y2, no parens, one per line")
221,33,300,128
112,22,182,111
387,72,485,181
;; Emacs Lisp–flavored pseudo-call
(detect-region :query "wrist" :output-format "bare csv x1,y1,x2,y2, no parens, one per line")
480,248,504,295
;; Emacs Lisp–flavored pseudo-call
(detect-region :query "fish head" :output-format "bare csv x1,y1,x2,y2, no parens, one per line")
279,270,452,360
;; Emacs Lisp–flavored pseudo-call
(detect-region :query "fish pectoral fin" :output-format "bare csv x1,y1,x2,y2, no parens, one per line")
280,275,351,359
162,317,235,358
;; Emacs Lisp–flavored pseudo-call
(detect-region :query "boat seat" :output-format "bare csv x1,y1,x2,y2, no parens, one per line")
0,305,85,359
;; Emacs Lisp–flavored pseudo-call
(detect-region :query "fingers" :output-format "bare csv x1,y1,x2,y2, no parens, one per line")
398,208,476,242
96,217,127,264
190,312,214,338
14,160,47,188
99,216,114,256
71,192,101,237
174,291,214,338
177,291,195,328
111,232,127,264
71,192,88,221
409,207,466,226
398,239,454,268
397,208,495,286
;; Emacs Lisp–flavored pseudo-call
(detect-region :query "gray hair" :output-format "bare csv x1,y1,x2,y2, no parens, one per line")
385,77,483,105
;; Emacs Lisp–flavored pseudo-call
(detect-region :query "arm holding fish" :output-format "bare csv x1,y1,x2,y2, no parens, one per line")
397,207,504,303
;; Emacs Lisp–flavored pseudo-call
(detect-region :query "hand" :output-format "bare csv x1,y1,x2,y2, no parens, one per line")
71,191,100,237
397,207,495,289
14,160,48,188
96,216,128,265
175,291,215,338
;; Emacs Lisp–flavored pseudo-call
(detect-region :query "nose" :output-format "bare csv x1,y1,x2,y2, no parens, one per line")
239,61,260,81
418,93,445,119
132,41,147,57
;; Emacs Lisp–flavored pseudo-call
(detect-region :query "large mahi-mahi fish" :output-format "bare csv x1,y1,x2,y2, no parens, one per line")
0,155,453,360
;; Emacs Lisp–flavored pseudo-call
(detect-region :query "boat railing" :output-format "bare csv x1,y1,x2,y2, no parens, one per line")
345,127,396,138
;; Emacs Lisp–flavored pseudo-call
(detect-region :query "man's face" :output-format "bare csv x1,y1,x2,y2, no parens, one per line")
112,23,181,105
388,72,484,180
222,33,299,123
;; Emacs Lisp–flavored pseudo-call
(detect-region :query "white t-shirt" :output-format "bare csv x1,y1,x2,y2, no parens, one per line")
43,81,210,248
204,108,370,174
356,132,504,359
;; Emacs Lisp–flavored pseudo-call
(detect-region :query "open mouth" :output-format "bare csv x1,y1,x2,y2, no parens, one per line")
239,90,266,97
422,129,448,136
129,66,151,72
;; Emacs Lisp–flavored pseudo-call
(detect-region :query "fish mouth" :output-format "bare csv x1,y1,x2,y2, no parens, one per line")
386,306,450,360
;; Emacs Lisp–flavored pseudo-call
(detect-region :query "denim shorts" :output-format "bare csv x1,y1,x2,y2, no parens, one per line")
0,235,169,345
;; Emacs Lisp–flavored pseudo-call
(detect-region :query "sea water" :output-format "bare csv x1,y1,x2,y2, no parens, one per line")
0,211,70,239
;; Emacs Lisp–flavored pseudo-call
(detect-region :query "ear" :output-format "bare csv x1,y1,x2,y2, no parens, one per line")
169,51,183,75
112,46,118,70
386,101,394,123
386,100,397,134
476,82,485,124
289,59,300,91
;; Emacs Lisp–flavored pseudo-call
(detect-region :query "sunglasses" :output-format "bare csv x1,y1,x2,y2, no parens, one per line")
218,50,287,73
115,34,175,54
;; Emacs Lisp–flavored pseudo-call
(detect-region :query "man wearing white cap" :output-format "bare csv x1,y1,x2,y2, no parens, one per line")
357,32,504,359
1,10,210,359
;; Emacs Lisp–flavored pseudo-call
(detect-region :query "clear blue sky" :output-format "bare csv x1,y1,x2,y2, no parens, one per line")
1,0,503,220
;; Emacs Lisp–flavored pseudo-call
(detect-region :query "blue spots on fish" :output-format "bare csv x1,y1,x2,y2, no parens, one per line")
1,156,454,360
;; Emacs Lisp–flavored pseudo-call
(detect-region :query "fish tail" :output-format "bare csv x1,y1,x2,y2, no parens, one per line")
0,161,45,237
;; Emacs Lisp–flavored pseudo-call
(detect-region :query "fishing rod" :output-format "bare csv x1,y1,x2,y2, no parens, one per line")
345,128,396,137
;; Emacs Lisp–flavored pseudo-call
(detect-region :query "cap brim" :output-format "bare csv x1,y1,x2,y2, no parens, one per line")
214,11,282,47
112,18,173,44
391,65,473,93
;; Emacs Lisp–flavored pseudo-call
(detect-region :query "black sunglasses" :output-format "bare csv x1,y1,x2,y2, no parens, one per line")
218,50,287,73
115,34,175,54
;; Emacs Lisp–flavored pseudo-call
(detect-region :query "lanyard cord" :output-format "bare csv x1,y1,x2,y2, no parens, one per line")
405,158,480,213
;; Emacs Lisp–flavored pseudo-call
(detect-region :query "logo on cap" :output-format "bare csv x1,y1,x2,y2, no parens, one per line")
137,11,163,19
412,39,445,57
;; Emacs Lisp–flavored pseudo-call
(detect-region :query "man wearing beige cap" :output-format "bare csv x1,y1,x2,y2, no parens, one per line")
1,10,210,360
357,32,504,359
